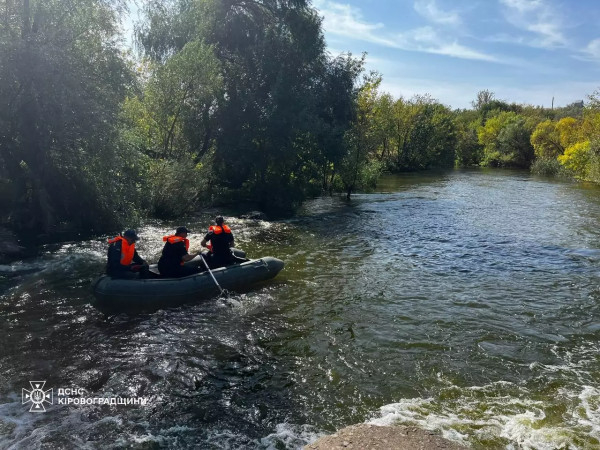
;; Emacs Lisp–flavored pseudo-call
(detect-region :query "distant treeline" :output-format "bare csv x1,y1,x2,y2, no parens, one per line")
1,0,599,238
361,87,600,180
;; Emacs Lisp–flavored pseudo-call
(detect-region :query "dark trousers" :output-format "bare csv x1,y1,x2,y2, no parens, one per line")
108,264,150,279
158,264,201,278
108,270,138,279
205,252,235,269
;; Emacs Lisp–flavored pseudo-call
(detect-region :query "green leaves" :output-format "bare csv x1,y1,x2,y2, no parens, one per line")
0,0,135,232
144,40,221,159
133,0,360,214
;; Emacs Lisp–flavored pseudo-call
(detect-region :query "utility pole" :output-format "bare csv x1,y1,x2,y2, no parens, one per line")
551,96,554,110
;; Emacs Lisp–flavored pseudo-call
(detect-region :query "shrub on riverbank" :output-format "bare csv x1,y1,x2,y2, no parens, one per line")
530,158,573,178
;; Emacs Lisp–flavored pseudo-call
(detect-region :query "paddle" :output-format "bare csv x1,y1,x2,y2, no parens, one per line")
199,253,228,297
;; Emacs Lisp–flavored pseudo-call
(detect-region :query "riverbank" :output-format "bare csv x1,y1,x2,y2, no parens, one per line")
305,424,466,449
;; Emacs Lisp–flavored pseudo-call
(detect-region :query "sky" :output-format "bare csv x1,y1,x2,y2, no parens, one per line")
123,0,600,110
311,0,600,109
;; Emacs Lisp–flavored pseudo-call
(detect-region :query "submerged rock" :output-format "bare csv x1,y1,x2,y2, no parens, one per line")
304,424,466,450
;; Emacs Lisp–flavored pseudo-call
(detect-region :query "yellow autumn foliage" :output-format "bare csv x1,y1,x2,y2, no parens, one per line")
558,141,591,178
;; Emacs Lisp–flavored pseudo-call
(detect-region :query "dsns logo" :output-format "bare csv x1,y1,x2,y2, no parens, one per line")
22,381,53,412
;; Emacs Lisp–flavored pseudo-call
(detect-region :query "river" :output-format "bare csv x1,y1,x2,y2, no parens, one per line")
1,169,599,449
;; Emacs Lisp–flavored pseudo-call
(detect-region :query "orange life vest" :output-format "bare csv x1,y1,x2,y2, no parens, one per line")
163,235,190,250
209,225,231,235
206,225,232,253
108,236,135,266
163,235,190,265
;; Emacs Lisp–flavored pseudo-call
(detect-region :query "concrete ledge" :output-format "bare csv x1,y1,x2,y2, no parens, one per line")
304,424,467,450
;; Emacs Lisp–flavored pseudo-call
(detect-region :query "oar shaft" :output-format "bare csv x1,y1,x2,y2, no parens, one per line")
201,254,224,295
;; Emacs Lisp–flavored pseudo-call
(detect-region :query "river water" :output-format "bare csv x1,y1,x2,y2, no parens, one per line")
1,169,600,449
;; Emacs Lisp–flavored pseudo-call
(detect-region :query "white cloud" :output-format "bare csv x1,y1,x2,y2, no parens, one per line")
485,33,526,46
572,38,600,63
583,38,600,60
413,0,461,26
314,1,497,62
393,26,497,61
499,0,566,48
314,1,386,42
499,0,542,14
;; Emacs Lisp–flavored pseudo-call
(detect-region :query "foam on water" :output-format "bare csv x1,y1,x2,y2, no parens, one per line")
368,378,600,449
216,291,275,312
0,396,180,450
0,397,99,449
258,423,324,449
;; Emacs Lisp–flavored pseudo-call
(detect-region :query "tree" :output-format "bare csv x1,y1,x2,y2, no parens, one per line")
531,120,563,159
558,141,590,178
530,117,580,168
372,93,396,162
472,90,495,111
137,0,366,214
391,97,418,170
555,101,584,120
339,74,383,199
478,111,534,167
557,108,600,182
312,53,364,192
496,118,534,168
556,117,579,149
454,109,483,167
400,102,456,170
0,0,136,233
588,89,600,111
123,42,221,161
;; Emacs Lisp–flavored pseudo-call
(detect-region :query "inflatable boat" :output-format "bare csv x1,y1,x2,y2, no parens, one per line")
92,256,284,314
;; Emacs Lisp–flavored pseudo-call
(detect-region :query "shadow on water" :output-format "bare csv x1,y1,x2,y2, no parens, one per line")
2,168,600,448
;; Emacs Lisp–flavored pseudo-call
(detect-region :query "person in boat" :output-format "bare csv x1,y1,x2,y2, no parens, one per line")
200,216,236,269
106,229,149,279
158,226,202,278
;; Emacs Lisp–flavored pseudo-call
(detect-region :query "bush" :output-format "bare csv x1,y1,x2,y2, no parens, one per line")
147,159,206,218
531,158,572,178
584,141,600,184
558,141,591,179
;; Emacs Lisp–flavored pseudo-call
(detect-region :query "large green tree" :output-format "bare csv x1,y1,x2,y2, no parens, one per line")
137,0,364,214
453,109,483,167
0,0,135,233
496,117,534,168
119,39,223,218
394,99,456,171
314,53,365,192
339,74,383,199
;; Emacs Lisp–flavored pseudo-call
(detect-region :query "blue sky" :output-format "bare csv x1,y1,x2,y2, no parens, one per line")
123,0,600,110
312,0,600,109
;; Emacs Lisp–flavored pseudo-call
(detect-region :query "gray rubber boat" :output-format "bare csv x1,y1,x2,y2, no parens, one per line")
92,256,284,314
